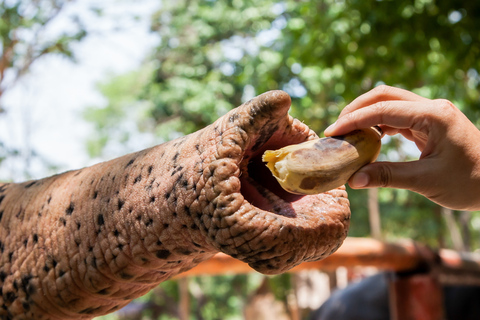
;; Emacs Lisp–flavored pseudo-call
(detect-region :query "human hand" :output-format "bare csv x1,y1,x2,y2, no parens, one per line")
324,85,480,211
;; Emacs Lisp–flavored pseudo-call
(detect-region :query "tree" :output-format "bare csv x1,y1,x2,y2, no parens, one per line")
0,0,87,177
0,0,87,99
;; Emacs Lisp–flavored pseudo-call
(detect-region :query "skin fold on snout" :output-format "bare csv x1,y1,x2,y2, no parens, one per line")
0,90,350,319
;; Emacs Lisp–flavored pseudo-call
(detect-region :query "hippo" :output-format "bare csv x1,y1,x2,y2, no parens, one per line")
0,91,350,319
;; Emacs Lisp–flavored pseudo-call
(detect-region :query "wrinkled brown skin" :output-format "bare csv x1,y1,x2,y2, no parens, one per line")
0,91,350,319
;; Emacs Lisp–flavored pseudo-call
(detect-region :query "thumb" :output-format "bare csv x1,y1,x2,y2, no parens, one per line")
348,161,428,192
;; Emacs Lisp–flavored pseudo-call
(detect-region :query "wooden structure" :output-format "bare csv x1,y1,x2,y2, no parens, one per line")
179,237,480,320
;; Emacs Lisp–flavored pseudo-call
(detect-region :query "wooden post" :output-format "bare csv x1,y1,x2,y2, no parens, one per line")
178,278,190,320
389,273,444,320
368,188,382,240
442,207,465,252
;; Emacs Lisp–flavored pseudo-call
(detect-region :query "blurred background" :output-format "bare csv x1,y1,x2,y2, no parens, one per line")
1,0,479,319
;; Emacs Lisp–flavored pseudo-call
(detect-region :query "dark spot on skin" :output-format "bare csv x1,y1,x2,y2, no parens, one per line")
134,174,142,184
146,218,153,227
59,217,66,226
136,215,142,221
16,208,24,219
156,250,171,259
148,165,153,175
47,196,52,204
171,165,184,176
43,265,50,272
97,214,104,226
193,242,201,247
24,181,36,188
66,202,74,215
156,240,162,246
163,223,169,229
174,173,184,186
0,195,5,206
97,289,109,295
118,243,124,250
58,270,65,277
0,210,3,222
93,191,98,199
33,234,38,243
125,159,135,168
8,252,13,262
172,152,180,163
165,192,171,200
22,301,31,312
118,199,124,210
150,196,155,203
113,229,120,237
177,247,193,255
0,241,3,253
119,272,134,280
79,307,101,314
77,222,81,230
23,239,28,247
0,271,6,282
229,113,239,123
5,291,16,303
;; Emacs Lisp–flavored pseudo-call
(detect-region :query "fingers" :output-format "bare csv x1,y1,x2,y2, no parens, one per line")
325,100,430,137
348,161,431,194
339,85,429,118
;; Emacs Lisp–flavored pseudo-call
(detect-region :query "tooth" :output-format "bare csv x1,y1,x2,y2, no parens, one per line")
262,127,382,194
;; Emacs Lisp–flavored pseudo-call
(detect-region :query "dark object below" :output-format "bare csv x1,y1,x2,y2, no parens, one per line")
309,272,480,320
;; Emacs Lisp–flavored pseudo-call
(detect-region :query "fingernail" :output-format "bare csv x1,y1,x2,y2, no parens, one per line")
350,171,369,188
324,121,337,135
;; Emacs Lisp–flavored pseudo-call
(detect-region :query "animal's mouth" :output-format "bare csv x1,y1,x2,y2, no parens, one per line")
238,133,311,218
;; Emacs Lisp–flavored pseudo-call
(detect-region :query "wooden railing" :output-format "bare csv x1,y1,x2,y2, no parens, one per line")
178,237,480,320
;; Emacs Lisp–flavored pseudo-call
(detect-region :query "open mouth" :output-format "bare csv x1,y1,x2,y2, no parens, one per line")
238,133,311,218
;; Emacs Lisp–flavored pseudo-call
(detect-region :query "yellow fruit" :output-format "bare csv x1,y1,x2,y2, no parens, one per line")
262,127,382,194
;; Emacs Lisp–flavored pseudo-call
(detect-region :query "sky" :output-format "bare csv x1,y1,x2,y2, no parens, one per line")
0,0,160,181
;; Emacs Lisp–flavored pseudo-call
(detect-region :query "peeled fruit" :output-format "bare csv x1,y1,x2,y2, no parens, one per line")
262,127,382,195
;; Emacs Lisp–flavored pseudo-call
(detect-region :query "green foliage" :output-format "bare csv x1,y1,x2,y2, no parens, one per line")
0,0,87,180
0,0,87,90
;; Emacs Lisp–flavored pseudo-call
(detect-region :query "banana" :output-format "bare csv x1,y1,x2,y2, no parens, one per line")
262,127,382,195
